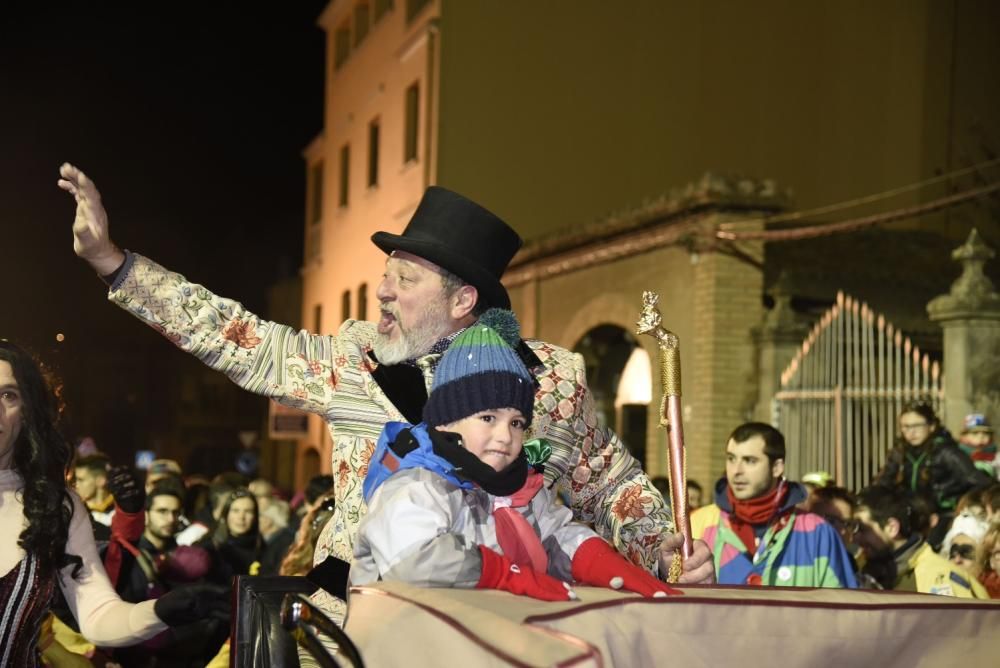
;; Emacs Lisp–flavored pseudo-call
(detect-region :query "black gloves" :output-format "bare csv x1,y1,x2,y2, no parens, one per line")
106,465,145,514
153,583,230,626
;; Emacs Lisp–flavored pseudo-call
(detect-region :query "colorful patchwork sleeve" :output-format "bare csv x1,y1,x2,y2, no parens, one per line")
109,253,345,415
529,342,675,573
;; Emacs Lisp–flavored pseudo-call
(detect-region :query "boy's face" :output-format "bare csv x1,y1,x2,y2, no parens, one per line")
963,431,993,448
437,408,527,472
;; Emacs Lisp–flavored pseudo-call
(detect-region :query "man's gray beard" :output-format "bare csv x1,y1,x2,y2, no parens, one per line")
372,302,451,365
372,333,415,365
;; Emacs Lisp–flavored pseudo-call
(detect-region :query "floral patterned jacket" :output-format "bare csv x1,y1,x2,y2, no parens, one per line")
109,253,674,573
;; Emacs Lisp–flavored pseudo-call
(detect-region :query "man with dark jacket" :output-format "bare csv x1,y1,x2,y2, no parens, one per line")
114,486,227,667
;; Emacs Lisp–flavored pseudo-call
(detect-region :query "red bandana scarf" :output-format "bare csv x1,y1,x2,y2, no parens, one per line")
726,480,790,554
493,470,548,573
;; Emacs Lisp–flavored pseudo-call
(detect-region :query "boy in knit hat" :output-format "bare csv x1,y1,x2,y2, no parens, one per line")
352,309,679,600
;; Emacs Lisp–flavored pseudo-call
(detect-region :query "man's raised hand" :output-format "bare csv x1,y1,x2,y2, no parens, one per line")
57,163,124,275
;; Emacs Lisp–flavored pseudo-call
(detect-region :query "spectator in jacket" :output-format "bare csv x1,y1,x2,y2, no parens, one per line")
854,486,988,598
690,422,856,588
872,400,992,548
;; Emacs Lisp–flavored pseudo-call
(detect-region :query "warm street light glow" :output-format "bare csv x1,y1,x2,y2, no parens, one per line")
615,346,651,407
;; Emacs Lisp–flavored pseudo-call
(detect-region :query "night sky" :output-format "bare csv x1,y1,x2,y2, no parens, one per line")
1,3,328,459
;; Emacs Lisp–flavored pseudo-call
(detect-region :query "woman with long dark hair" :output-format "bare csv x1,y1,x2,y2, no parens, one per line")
0,341,207,665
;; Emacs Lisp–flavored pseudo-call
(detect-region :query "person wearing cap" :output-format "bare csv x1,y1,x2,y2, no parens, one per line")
958,413,999,480
58,165,713,600
353,309,679,600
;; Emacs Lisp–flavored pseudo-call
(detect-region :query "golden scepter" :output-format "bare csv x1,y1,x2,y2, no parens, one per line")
636,291,692,583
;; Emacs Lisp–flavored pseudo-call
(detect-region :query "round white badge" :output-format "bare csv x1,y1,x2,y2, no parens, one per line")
777,566,792,581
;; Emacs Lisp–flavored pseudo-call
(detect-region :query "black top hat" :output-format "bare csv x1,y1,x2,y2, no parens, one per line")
371,186,523,309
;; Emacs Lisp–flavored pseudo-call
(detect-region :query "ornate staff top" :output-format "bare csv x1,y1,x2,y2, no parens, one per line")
636,291,682,410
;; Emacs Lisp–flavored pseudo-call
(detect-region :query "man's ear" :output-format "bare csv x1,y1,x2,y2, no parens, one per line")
771,458,785,480
450,284,478,320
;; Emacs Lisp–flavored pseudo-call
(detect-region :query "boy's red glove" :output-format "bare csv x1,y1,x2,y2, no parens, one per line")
571,537,682,597
477,545,577,601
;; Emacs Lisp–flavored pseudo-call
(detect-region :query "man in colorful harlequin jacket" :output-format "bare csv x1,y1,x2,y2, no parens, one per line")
59,164,715,607
691,422,857,587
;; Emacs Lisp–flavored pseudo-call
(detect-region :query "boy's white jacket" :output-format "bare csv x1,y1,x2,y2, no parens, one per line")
352,463,596,588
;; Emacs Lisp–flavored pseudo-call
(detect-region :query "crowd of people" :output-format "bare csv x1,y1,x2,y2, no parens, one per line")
682,402,999,598
1,164,996,665
50,423,338,667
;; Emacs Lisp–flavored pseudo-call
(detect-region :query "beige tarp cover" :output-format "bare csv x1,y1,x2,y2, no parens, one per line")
344,582,1000,667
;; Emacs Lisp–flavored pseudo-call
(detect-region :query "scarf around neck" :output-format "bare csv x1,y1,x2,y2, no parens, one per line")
493,470,547,572
726,480,790,553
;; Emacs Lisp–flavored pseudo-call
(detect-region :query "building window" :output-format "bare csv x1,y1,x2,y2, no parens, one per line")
406,0,430,23
339,144,350,207
313,304,323,333
374,0,392,23
404,82,419,163
368,119,380,187
357,283,368,321
334,21,351,69
309,162,323,224
354,2,370,46
341,290,351,322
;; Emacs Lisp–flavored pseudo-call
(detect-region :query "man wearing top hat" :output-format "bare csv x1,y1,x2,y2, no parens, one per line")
58,163,714,597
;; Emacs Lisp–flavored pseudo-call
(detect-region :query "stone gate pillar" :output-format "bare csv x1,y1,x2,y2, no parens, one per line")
927,229,1000,433
752,272,809,424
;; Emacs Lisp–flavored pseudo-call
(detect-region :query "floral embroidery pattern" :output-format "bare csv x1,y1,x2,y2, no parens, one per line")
357,439,376,479
221,319,262,348
611,484,648,521
336,460,351,491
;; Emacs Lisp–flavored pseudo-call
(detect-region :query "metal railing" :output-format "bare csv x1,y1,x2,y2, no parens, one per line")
773,292,943,490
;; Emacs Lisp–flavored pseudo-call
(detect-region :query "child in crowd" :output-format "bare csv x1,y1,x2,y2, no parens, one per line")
958,413,999,480
351,310,678,601
939,511,988,577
